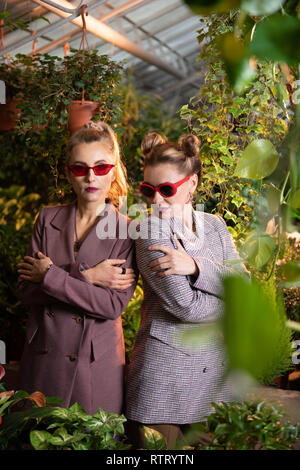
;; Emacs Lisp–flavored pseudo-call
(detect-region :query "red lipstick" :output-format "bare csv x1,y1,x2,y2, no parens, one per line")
85,187,99,192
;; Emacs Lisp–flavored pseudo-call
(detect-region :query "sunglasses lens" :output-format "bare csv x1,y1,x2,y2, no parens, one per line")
140,184,155,198
69,165,87,176
93,164,113,175
159,185,175,197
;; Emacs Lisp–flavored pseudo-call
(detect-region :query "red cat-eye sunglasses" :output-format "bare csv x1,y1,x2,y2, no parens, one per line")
139,174,194,199
67,164,115,176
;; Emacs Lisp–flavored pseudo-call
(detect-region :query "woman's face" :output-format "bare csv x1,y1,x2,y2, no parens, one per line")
66,141,115,205
143,163,198,219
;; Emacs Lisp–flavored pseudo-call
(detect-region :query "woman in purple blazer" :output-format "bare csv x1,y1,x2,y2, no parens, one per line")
17,121,138,415
125,132,249,448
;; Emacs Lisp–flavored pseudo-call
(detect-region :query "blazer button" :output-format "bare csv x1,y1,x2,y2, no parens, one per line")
203,367,207,373
69,354,77,362
39,349,48,354
75,317,83,324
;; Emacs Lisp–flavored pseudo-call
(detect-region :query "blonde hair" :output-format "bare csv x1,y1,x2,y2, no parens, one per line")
66,121,128,209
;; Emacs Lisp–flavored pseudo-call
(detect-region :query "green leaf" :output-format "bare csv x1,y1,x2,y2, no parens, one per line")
50,407,70,420
265,185,281,213
288,188,300,209
270,82,289,111
234,139,279,179
222,276,290,381
249,14,300,66
182,0,241,15
1,407,56,437
243,231,276,268
30,430,52,450
45,396,64,405
217,33,257,94
241,0,284,15
279,261,300,287
214,423,231,436
143,426,166,450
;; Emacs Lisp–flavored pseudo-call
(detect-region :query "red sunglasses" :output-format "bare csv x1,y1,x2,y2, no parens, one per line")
139,174,194,199
67,164,115,176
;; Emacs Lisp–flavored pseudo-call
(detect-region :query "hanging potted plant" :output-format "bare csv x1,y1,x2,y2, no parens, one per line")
0,37,50,132
61,5,124,134
0,59,24,131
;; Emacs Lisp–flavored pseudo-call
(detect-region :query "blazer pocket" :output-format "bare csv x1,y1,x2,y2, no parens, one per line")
150,319,193,356
91,328,123,363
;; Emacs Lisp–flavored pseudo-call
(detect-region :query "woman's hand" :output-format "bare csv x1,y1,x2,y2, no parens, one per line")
82,258,136,290
17,251,53,283
148,235,199,277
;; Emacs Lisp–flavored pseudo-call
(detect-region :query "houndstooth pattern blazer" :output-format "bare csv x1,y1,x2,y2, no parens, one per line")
125,209,249,424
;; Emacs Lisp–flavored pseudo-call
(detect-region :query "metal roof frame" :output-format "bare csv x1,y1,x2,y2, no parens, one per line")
0,0,203,110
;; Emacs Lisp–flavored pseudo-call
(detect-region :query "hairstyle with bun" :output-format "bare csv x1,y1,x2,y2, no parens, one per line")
141,131,201,181
66,120,128,209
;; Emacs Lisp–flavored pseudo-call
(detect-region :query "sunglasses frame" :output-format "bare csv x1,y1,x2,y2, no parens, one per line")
67,163,115,176
139,173,194,199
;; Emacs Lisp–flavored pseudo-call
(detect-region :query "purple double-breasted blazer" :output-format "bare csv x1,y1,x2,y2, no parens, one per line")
17,199,137,415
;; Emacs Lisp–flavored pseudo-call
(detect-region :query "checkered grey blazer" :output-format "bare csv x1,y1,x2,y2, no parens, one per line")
125,209,249,424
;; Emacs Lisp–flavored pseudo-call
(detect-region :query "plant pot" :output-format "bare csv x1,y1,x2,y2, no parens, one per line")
67,100,99,135
274,373,290,389
0,98,20,130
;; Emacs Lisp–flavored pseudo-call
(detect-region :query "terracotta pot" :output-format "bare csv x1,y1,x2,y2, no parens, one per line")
0,98,20,130
67,100,99,135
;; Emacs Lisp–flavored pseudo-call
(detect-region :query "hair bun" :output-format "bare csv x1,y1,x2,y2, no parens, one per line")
141,132,166,157
83,120,107,132
179,134,200,158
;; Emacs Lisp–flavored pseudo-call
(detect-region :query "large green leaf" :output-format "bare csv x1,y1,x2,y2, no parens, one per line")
241,0,285,15
248,14,300,65
217,33,257,94
182,0,241,15
242,231,276,268
222,276,288,381
265,185,281,213
278,261,300,287
0,407,57,437
288,188,300,209
234,139,279,179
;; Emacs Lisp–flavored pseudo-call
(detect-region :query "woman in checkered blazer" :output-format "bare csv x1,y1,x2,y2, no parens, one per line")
125,132,248,449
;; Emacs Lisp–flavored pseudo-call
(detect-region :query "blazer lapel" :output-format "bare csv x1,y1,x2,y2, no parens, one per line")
170,208,220,258
46,200,76,267
45,200,118,269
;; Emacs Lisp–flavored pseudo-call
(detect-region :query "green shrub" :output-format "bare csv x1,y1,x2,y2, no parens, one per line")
182,401,300,450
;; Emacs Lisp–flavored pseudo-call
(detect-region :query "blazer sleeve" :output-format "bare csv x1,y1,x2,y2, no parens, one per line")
189,215,250,298
39,236,138,320
16,208,57,306
136,219,224,324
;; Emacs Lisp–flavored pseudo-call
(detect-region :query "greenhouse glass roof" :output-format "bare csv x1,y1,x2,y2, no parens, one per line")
0,0,203,111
